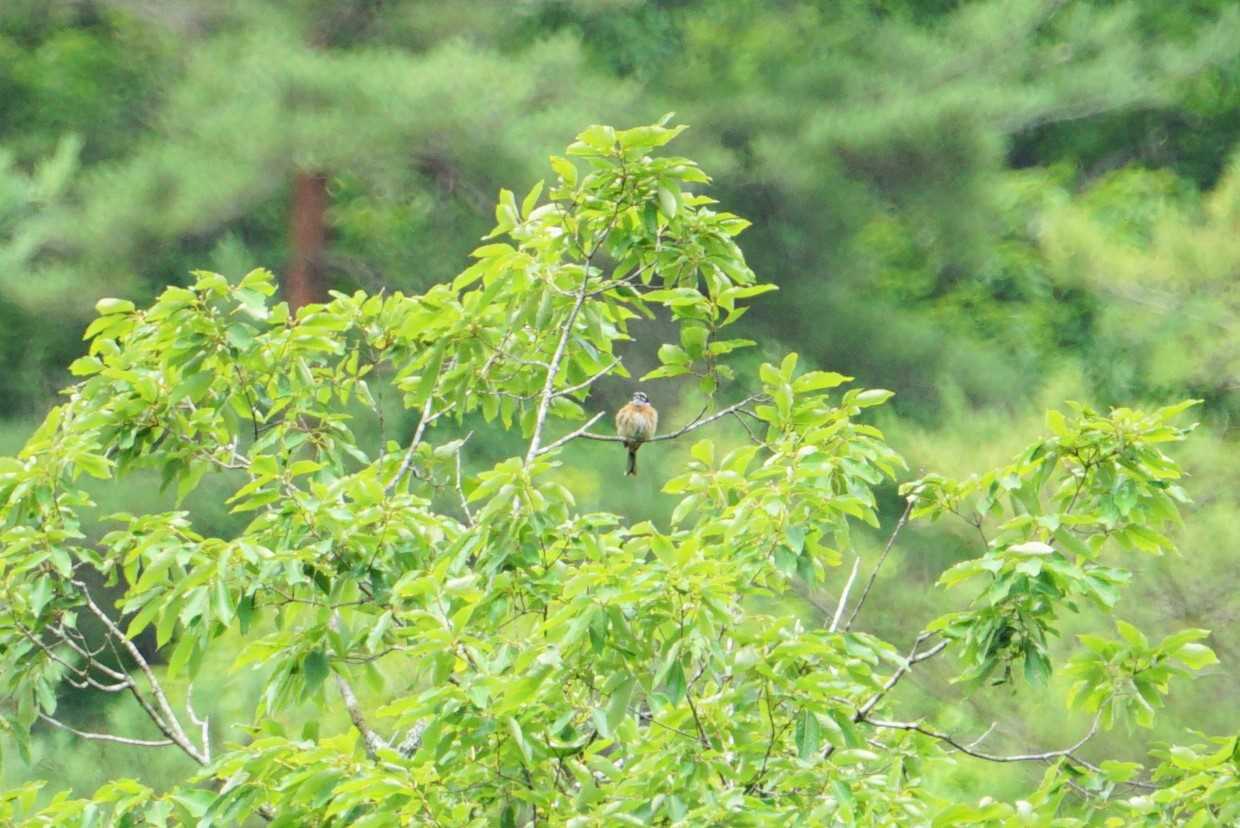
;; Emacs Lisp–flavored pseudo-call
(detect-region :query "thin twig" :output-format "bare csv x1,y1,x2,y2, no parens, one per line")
731,410,765,446
389,400,455,492
535,412,607,457
829,556,862,633
525,271,595,464
73,580,206,765
186,683,210,763
330,612,388,760
685,689,711,750
965,721,998,751
864,714,1100,766
857,634,949,721
552,359,620,400
526,167,629,465
843,495,916,632
390,395,434,492
52,624,128,681
15,622,128,692
574,395,765,445
335,674,387,760
455,431,474,527
38,714,174,748
824,632,949,761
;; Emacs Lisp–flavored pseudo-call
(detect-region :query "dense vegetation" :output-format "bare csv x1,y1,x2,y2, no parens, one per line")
0,1,1237,824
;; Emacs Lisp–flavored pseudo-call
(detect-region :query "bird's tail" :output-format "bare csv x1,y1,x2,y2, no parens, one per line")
626,445,638,476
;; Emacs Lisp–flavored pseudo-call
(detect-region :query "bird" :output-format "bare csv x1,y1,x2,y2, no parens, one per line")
615,391,659,476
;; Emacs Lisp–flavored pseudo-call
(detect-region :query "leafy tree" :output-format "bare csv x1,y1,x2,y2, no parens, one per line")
0,124,1229,825
0,0,641,417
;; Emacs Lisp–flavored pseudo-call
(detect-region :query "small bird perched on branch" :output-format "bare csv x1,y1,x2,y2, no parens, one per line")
615,391,658,476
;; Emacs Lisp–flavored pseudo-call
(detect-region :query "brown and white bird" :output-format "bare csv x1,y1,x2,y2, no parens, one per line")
615,391,658,476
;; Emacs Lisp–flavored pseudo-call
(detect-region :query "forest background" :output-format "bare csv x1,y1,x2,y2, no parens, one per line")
0,0,1237,812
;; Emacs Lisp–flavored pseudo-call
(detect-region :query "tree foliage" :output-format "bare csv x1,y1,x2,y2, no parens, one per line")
0,125,1229,825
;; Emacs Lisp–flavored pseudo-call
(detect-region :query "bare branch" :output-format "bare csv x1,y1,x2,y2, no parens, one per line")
574,395,766,445
843,494,916,632
397,720,429,758
966,721,998,751
864,714,1100,765
390,395,434,491
335,673,388,760
388,398,454,492
553,358,620,400
824,632,949,760
455,431,475,527
14,622,128,692
525,271,594,465
857,634,949,722
52,624,129,681
330,612,388,760
72,579,206,765
186,683,210,763
39,714,174,748
526,169,630,465
535,412,606,457
829,556,862,633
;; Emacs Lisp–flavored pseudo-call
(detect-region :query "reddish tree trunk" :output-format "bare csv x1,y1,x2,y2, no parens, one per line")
286,171,329,310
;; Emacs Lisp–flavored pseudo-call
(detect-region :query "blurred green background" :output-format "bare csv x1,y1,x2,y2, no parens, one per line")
1,0,1237,808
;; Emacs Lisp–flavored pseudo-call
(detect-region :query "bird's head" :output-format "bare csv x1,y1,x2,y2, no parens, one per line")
631,391,650,405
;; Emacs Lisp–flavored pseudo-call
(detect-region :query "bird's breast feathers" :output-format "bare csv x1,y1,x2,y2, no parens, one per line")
617,403,657,440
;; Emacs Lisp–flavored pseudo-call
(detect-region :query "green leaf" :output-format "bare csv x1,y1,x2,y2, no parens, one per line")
1023,648,1051,687
657,344,689,366
854,389,894,407
1174,643,1218,670
759,363,781,386
690,440,714,466
521,180,544,217
95,298,135,316
414,342,446,406
657,185,678,219
507,717,533,764
665,660,686,705
793,371,851,393
302,650,330,696
795,709,821,760
780,353,798,380
225,323,255,350
76,453,112,480
1045,409,1069,437
605,676,635,733
1115,620,1149,650
680,326,709,359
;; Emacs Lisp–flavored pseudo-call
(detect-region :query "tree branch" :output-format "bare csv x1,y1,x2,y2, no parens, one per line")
330,612,387,760
526,167,629,465
525,269,594,465
552,359,620,400
824,631,949,760
829,556,861,633
455,431,475,527
397,720,429,758
335,673,388,760
72,580,206,765
843,494,916,632
186,683,210,763
38,713,174,748
535,412,606,457
573,395,766,445
858,633,949,722
388,398,454,492
863,714,1100,766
